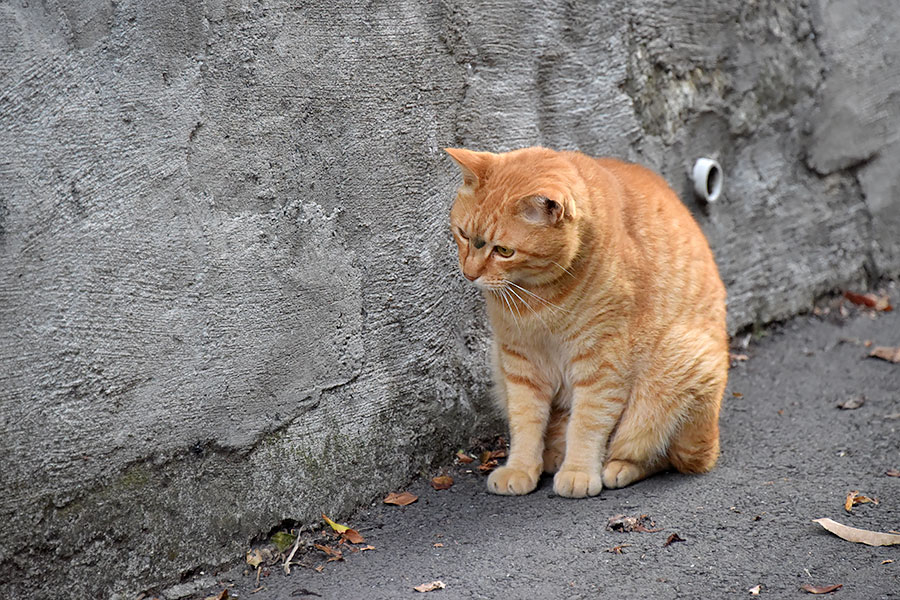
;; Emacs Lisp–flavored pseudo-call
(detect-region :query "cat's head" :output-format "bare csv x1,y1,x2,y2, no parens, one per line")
446,147,582,290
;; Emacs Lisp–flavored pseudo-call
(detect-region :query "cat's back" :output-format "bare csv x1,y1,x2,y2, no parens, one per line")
591,157,695,226
587,156,717,262
570,153,726,332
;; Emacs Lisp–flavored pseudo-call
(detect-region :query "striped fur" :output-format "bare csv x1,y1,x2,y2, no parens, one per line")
447,147,728,498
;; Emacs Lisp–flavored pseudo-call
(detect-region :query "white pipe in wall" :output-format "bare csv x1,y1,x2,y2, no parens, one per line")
692,158,723,203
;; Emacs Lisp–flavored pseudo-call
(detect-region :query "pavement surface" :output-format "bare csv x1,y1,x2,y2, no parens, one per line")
182,300,899,600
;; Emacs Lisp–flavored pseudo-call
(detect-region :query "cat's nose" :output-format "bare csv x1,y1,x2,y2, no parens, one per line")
462,257,483,281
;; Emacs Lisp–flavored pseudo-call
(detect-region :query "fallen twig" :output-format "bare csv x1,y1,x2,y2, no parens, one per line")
284,531,302,575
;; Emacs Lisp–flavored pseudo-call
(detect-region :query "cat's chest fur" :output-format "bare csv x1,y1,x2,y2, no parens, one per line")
497,320,581,406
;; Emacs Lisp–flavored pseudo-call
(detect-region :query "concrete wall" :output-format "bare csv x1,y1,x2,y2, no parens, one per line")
1,1,896,597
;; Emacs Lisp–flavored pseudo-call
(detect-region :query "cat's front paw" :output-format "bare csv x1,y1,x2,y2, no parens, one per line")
487,465,539,495
553,468,603,498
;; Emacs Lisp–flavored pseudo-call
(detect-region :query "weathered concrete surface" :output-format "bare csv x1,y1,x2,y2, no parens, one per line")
193,305,900,600
805,0,900,276
0,0,897,597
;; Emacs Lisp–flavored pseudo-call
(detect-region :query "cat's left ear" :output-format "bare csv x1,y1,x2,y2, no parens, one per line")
444,148,494,188
519,195,576,225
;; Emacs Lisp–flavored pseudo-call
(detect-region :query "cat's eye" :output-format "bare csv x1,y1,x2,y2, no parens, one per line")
457,228,469,240
494,245,515,258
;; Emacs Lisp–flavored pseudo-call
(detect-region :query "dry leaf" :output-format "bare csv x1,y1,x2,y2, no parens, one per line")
414,580,446,593
314,544,337,557
359,544,375,552
844,491,855,512
606,543,631,554
843,290,892,311
431,475,454,490
607,514,659,533
202,590,229,600
631,522,660,534
663,533,686,547
477,460,499,472
800,583,842,594
341,529,365,544
433,542,444,548
732,391,744,398
813,518,900,546
874,295,892,311
730,352,749,364
321,514,350,534
861,291,891,310
883,560,894,565
314,565,324,573
477,448,508,463
855,493,878,506
245,549,268,568
886,469,900,477
270,531,296,553
869,346,900,363
455,451,474,464
314,543,344,562
844,490,879,512
384,491,418,506
749,584,761,595
837,395,865,410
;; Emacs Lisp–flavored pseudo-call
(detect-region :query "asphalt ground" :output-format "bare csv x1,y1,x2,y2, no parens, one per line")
180,294,899,600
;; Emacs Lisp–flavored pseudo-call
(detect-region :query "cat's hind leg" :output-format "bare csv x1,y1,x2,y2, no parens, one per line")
666,380,723,474
601,396,673,489
601,361,682,488
603,329,726,488
666,334,726,474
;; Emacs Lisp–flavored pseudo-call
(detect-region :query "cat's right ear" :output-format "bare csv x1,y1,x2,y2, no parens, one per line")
518,194,575,226
444,148,493,189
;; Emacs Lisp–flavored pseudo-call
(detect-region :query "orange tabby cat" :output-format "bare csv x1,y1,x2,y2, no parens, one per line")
446,146,728,498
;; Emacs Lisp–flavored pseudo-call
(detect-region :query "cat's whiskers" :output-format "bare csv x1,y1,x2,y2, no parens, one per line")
490,286,521,332
501,288,524,331
504,284,550,330
550,260,576,279
507,287,524,316
505,280,570,314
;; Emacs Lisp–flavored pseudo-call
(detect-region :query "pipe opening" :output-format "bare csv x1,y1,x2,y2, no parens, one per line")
691,158,723,203
706,164,721,199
